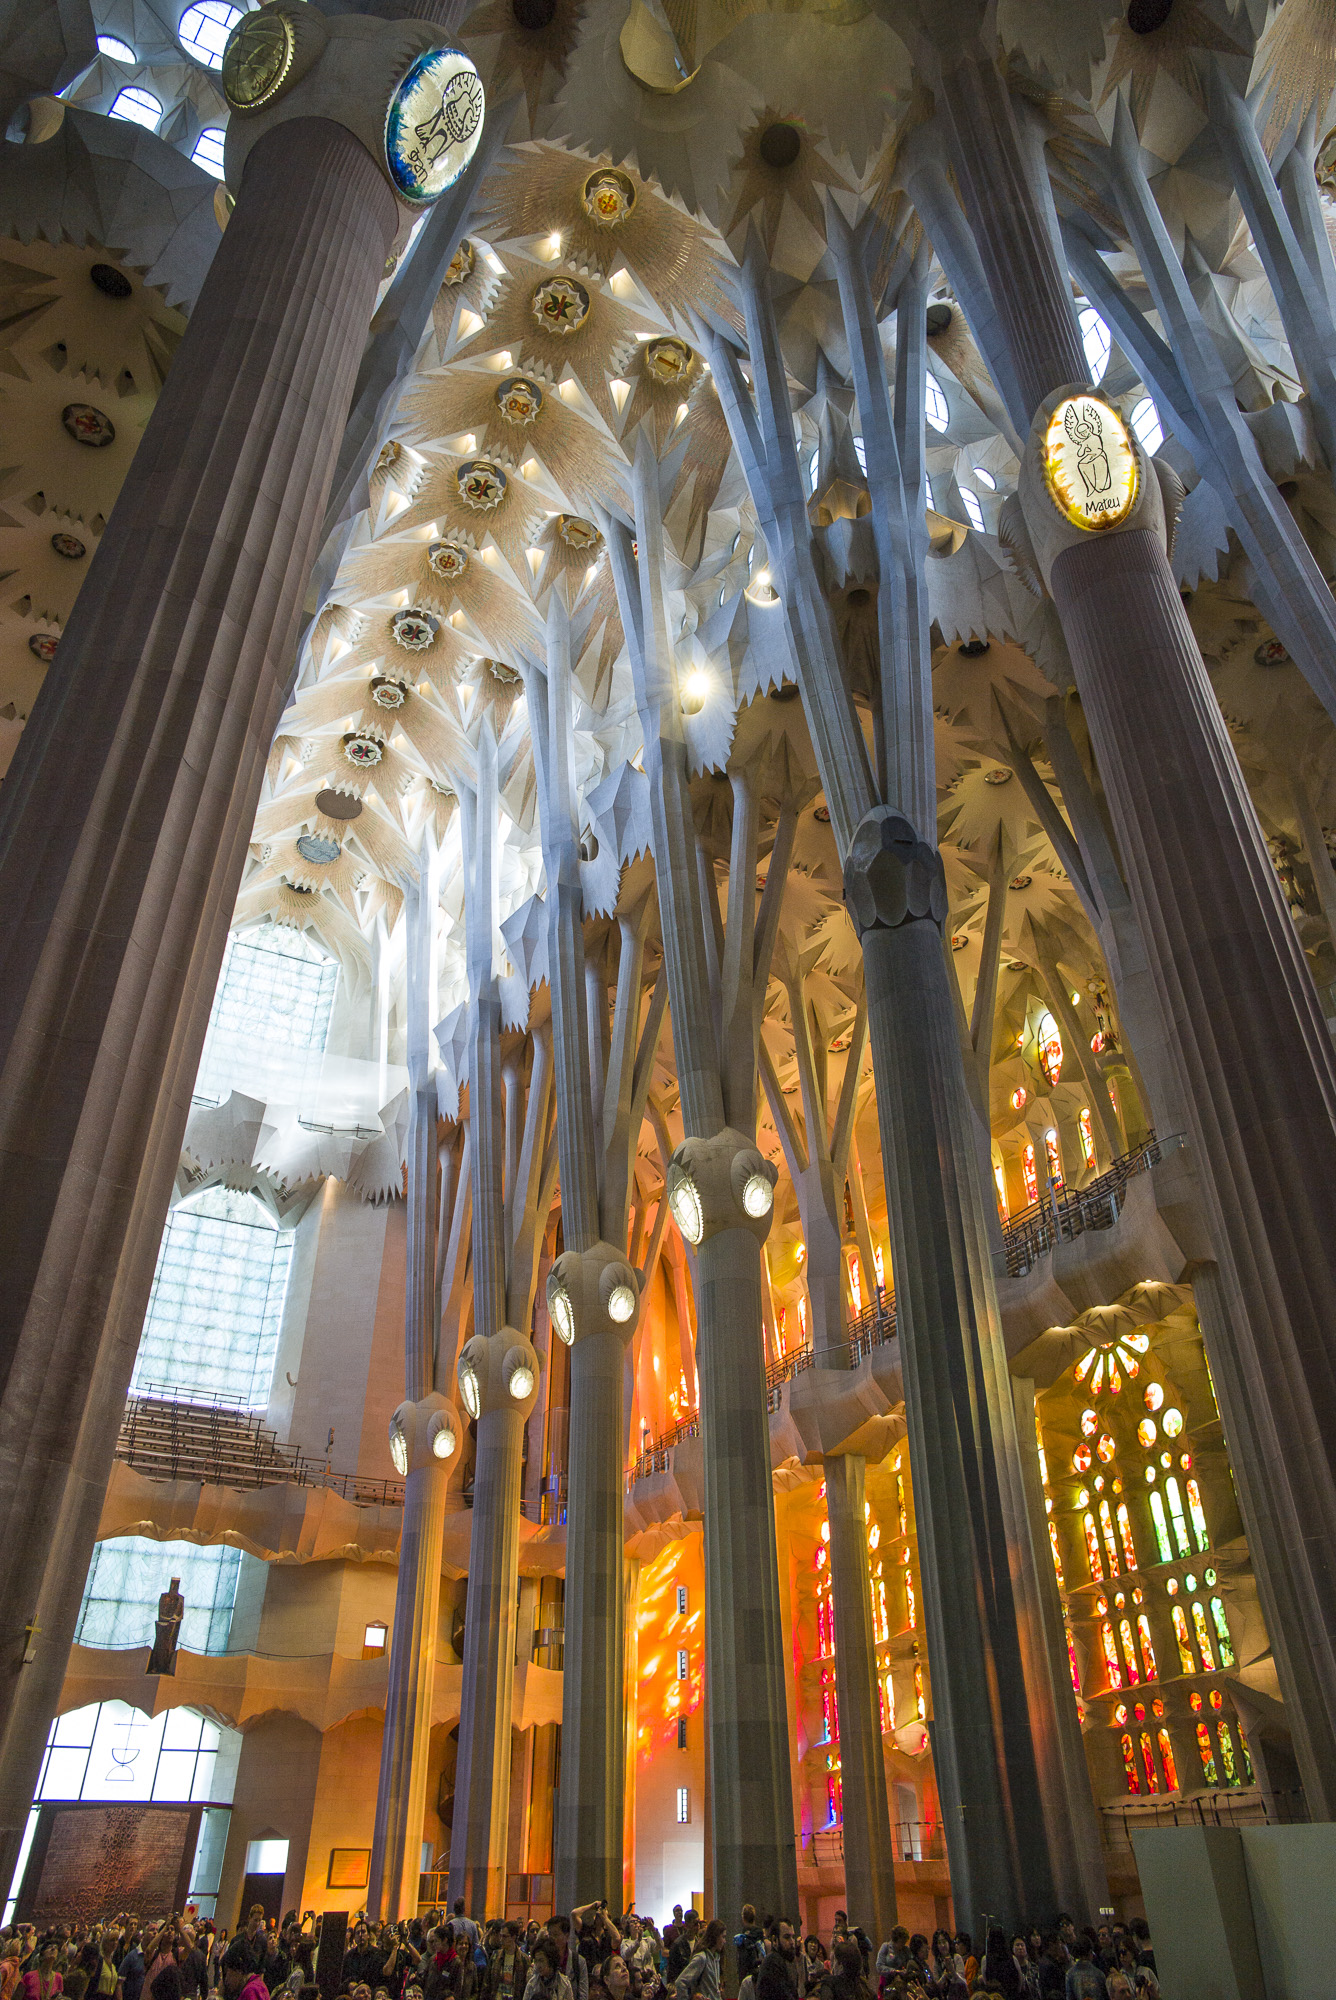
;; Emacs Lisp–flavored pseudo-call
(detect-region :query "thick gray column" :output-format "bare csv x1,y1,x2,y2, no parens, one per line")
1048,520,1336,1816
0,111,400,1889
825,1453,898,1942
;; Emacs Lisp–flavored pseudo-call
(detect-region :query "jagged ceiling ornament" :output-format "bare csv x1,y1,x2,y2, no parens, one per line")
723,111,853,267
475,140,737,329
1098,0,1245,122
457,456,509,509
340,526,544,660
397,365,631,513
496,373,546,422
451,249,652,423
1255,0,1336,149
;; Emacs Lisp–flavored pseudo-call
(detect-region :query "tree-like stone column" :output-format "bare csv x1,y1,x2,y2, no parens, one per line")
0,0,481,1880
824,1453,899,1941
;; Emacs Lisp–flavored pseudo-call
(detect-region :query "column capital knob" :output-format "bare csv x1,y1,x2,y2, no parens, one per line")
666,1126,777,1247
457,1325,540,1422
546,1241,642,1350
842,806,947,939
221,1,485,214
388,1389,464,1477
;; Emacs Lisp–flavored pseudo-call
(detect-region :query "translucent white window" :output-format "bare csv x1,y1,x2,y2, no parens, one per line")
924,473,935,511
1079,305,1111,383
36,1700,239,1806
808,448,820,495
676,1648,688,1680
676,1585,688,1615
853,433,867,473
959,489,985,532
195,925,337,1104
178,1,242,66
364,1622,388,1653
110,86,161,129
97,33,136,60
76,1538,241,1655
973,466,996,491
131,1185,294,1406
191,126,227,177
245,1839,289,1874
676,1787,690,1824
924,373,949,433
1130,395,1164,455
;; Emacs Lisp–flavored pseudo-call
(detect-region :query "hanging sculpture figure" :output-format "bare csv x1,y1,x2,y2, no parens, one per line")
146,1578,184,1677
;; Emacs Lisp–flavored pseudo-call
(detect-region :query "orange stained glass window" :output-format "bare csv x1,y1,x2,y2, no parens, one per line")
1139,1732,1159,1792
1196,1722,1218,1784
1066,1626,1081,1695
905,1571,916,1630
849,1255,862,1315
1117,1502,1138,1570
1022,1143,1038,1205
873,1244,885,1290
1084,1512,1105,1582
1045,1127,1063,1187
896,1473,907,1536
1192,1601,1217,1672
1157,1728,1179,1790
1118,1618,1141,1685
1038,1012,1063,1086
1101,1620,1125,1691
1120,1733,1140,1792
1049,1520,1065,1588
1137,1613,1158,1682
1217,1720,1238,1784
875,1579,888,1645
1172,1605,1197,1675
1099,1499,1121,1576
1079,1107,1097,1170
1186,1478,1210,1552
914,1663,925,1720
994,1163,1008,1221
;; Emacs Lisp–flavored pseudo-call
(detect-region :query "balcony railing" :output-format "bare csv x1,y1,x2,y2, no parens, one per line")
115,1386,405,1507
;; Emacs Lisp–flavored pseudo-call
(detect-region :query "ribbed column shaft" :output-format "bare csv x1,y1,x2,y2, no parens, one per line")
0,116,398,1886
696,1228,798,1927
369,1458,451,1917
861,917,1052,1934
1051,529,1336,1814
554,1327,626,1908
824,1452,898,1941
450,1403,526,1912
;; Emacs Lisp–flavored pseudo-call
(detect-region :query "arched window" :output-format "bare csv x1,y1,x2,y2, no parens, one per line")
1186,1477,1210,1551
1079,1106,1097,1170
132,1185,295,1407
1210,1597,1236,1667
959,488,985,533
1172,1603,1197,1675
178,1,242,67
1130,395,1164,455
1022,1142,1038,1206
1119,1733,1139,1792
97,33,136,60
191,126,227,177
1100,1620,1124,1690
1136,1612,1157,1681
1118,1617,1141,1684
1138,1732,1159,1792
1195,1722,1218,1784
1157,1727,1179,1790
924,373,949,433
1216,1720,1239,1784
110,86,161,129
1191,1600,1217,1671
974,465,997,491
1078,305,1111,382
1045,1127,1064,1188
1037,1011,1063,1085
1164,1476,1191,1556
1116,1502,1138,1570
1149,1489,1173,1563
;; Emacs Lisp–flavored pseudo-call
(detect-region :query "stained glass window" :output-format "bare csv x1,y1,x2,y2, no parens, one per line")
1191,1601,1217,1672
1164,1478,1191,1557
1172,1604,1197,1675
1101,1621,1124,1690
1116,1502,1138,1570
1119,1618,1141,1684
1196,1722,1218,1784
1210,1597,1236,1667
1099,1499,1121,1575
1157,1727,1179,1790
1138,1732,1159,1791
1045,1127,1063,1187
1186,1478,1210,1552
1049,1520,1065,1588
1084,1512,1105,1582
1149,1490,1173,1563
1038,1013,1063,1086
1217,1720,1238,1784
1079,1107,1096,1170
1120,1733,1139,1792
914,1663,925,1720
132,1186,294,1407
1136,1613,1158,1682
1022,1143,1038,1205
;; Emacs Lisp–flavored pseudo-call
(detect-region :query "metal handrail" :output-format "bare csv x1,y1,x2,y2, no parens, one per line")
115,1390,405,1507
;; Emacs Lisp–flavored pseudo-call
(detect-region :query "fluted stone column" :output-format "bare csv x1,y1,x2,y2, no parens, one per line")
370,1393,461,1916
449,1326,540,1912
0,66,424,1880
549,1246,641,1907
824,1453,898,1942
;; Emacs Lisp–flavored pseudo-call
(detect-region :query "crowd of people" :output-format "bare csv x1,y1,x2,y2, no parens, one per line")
0,1900,1160,2000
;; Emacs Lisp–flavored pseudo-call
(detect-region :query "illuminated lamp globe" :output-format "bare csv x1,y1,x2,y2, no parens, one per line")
429,1414,457,1460
668,1172,704,1246
458,1359,480,1420
388,1418,409,1476
547,1271,575,1345
680,669,708,716
742,1171,774,1219
508,1360,535,1401
607,1282,637,1323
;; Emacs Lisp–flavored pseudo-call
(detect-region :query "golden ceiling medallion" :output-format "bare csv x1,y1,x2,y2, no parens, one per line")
1042,395,1139,532
582,168,637,227
222,8,296,112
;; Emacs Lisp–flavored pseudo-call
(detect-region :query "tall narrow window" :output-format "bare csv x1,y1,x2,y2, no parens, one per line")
676,1787,690,1823
1022,1143,1038,1205
1172,1605,1197,1675
1118,1618,1141,1685
1079,1107,1097,1171
1191,1602,1217,1672
1195,1722,1218,1785
1048,1521,1065,1588
1099,1499,1121,1577
914,1663,925,1720
1149,1491,1173,1564
1217,1721,1239,1784
1044,1127,1063,1187
1136,1613,1158,1682
1065,1626,1082,1696
1164,1477,1191,1557
1116,1503,1138,1571
1138,1733,1159,1792
883,1669,895,1726
905,1571,916,1630
676,1648,688,1681
1084,1513,1106,1583
1186,1478,1210,1552
1157,1727,1179,1791
1120,1734,1140,1793
1101,1621,1124,1691
132,1186,294,1407
676,1717,687,1750
895,1472,906,1536
994,1162,1008,1221
1209,1598,1236,1668
676,1585,688,1615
